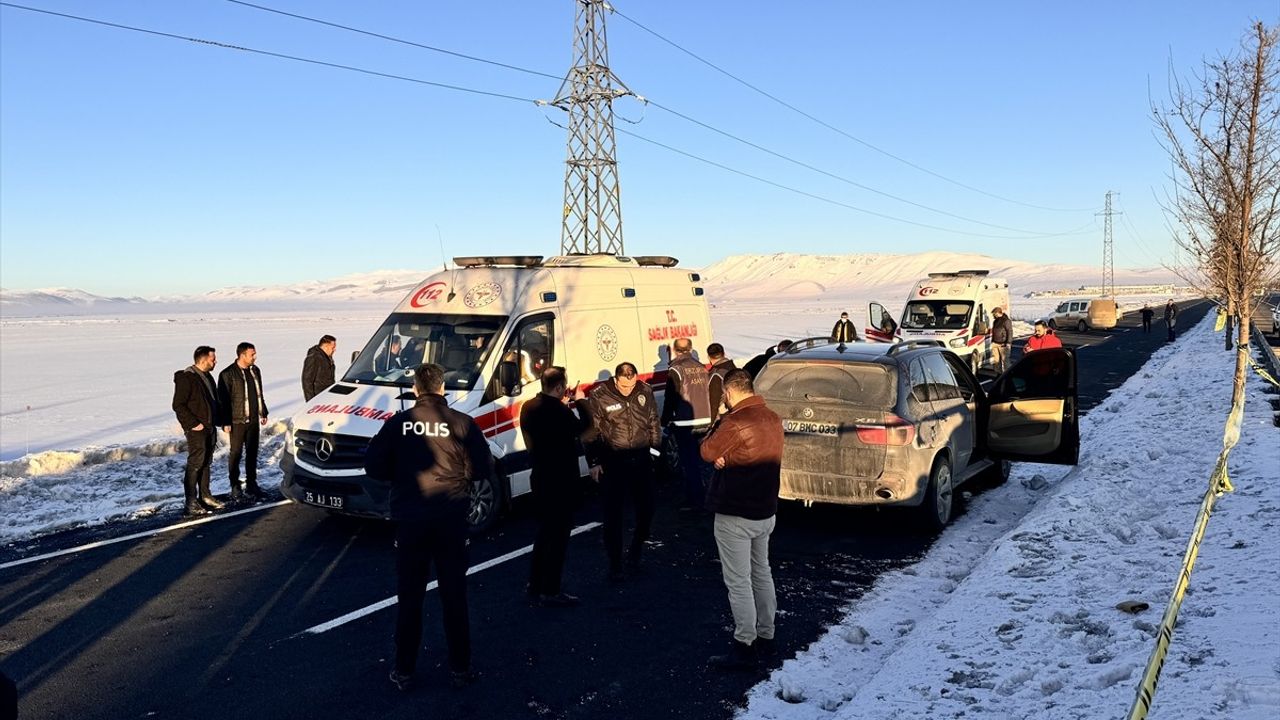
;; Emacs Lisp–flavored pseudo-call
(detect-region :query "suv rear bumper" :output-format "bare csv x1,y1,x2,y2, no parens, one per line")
280,452,391,519
779,470,926,507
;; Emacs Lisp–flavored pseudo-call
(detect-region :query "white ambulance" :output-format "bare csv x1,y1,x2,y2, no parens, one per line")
865,270,1010,374
280,254,712,531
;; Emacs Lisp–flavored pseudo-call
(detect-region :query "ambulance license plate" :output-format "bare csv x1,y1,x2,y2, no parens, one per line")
304,491,345,510
783,420,839,436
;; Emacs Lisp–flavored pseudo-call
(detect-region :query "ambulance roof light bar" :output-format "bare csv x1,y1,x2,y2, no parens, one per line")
453,256,545,268
926,270,990,278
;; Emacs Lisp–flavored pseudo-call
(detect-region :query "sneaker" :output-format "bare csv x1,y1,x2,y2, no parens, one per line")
388,669,413,692
449,669,479,689
753,636,777,657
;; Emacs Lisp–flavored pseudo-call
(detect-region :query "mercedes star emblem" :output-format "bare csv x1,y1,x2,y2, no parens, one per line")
316,437,334,462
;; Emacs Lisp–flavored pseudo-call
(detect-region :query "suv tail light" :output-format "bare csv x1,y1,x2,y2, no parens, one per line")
855,413,917,446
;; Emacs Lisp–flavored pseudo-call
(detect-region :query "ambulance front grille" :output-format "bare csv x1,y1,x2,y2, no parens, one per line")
295,430,369,470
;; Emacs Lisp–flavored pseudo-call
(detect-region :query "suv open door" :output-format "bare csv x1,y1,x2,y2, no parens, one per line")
983,348,1079,465
865,302,897,343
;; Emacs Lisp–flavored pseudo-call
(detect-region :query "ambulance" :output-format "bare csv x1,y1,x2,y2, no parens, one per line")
865,270,1010,374
280,254,712,531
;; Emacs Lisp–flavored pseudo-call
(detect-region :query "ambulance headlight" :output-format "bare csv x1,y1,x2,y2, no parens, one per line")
285,426,297,454
949,338,967,348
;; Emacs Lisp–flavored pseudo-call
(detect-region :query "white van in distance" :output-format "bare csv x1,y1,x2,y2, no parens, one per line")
866,270,1010,374
280,254,713,531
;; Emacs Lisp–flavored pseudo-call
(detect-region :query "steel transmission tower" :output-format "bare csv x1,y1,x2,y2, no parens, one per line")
552,0,632,256
1098,191,1120,297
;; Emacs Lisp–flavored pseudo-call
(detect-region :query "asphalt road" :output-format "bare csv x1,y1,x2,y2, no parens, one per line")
0,300,1210,720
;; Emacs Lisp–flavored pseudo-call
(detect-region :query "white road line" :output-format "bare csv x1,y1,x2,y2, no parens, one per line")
300,521,604,637
0,500,291,571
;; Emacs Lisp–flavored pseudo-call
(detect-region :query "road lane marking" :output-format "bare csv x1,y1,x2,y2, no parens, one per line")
0,500,291,571
299,521,604,637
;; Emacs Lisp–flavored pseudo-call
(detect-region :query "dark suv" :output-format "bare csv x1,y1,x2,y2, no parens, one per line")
755,339,1079,529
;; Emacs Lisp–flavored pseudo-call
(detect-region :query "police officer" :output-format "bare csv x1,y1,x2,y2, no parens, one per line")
707,343,737,422
584,361,662,580
520,366,592,607
364,363,492,692
662,338,713,509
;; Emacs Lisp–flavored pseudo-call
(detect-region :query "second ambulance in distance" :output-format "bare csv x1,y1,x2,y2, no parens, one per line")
866,270,1010,374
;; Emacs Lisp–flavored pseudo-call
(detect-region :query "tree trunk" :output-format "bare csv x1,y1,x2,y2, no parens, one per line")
1232,315,1251,410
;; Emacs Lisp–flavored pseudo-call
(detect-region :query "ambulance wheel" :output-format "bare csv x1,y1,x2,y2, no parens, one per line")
468,466,505,535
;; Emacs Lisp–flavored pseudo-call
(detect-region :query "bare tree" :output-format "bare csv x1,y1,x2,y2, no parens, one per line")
1156,21,1280,407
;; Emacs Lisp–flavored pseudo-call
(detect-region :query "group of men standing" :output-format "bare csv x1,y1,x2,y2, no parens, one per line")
171,335,337,517
362,337,785,692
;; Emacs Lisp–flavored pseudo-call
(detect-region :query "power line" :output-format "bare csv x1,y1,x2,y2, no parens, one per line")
0,2,540,105
224,0,562,81
615,126,1098,240
646,100,1086,236
216,1,1095,237
607,2,1097,214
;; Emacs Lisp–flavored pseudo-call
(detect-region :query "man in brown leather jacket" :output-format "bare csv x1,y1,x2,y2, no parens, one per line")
699,369,783,670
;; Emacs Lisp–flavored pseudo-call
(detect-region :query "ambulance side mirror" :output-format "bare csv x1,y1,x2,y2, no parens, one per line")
975,321,990,335
498,360,522,397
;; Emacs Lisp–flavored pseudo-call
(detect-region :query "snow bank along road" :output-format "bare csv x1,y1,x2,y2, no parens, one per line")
0,302,1209,720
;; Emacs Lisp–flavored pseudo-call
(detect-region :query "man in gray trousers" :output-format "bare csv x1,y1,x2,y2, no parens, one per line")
698,369,784,670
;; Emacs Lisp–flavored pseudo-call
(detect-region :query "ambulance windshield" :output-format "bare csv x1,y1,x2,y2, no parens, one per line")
343,313,507,391
902,301,973,330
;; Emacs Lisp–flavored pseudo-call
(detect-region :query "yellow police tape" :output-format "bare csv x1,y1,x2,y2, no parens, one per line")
1248,354,1280,387
1123,356,1246,720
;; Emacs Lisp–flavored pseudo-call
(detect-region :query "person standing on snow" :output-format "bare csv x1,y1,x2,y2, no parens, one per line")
217,342,269,503
172,346,222,516
1024,321,1063,353
830,312,858,343
364,363,491,693
1164,300,1179,342
989,307,1014,373
301,334,337,401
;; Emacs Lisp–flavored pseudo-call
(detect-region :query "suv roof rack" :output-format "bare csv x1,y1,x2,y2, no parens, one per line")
453,256,544,268
887,339,946,355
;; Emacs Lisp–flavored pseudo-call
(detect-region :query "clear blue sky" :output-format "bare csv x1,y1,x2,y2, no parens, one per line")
2,1,1276,296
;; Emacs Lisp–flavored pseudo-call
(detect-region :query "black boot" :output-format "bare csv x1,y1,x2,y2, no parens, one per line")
229,482,248,504
708,640,757,671
245,479,267,501
753,636,777,657
198,473,224,510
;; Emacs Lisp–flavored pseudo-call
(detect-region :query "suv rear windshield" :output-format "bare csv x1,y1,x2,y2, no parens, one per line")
756,361,894,407
903,301,973,330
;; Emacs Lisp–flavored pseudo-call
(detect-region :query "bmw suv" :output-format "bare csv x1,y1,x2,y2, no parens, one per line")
755,338,1079,530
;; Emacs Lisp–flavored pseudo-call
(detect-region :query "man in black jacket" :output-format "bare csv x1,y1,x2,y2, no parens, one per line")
830,312,858,343
218,342,269,502
301,335,337,401
743,339,792,380
663,338,714,509
521,367,591,607
584,362,662,580
707,343,737,421
364,363,492,693
989,307,1014,373
172,346,222,516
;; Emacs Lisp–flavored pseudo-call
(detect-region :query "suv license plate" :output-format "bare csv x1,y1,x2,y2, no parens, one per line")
783,420,839,436
304,491,345,509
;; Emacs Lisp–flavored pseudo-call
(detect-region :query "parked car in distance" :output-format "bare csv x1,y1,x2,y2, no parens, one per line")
756,338,1079,530
1047,298,1118,332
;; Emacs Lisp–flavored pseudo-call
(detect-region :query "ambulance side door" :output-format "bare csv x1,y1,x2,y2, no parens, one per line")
479,312,557,496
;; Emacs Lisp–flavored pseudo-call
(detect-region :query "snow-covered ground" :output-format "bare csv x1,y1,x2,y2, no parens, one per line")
741,312,1280,720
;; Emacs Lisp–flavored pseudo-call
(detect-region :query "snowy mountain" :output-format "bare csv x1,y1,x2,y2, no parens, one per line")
701,252,1179,302
1,252,1180,317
